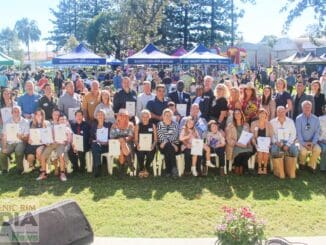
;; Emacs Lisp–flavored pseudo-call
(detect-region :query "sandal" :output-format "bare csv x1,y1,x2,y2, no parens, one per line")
138,171,145,178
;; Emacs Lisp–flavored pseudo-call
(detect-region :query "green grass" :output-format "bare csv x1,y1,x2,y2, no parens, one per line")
0,166,325,238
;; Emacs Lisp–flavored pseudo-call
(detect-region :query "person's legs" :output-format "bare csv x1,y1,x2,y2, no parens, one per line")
92,142,102,177
78,151,86,173
0,143,16,172
298,144,308,167
257,151,263,174
308,144,321,170
319,143,326,171
145,150,155,172
271,144,283,158
184,148,192,173
14,143,25,172
68,147,79,172
136,151,146,172
160,142,176,175
215,147,226,176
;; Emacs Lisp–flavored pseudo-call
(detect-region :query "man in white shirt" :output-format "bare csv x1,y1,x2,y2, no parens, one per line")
0,106,29,173
270,106,298,178
136,81,155,118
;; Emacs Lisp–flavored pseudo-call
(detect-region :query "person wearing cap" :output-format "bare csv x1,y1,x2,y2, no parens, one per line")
296,100,321,173
110,108,135,175
311,80,325,117
241,82,259,125
0,106,29,174
168,80,191,117
250,108,274,175
318,107,326,171
82,80,101,122
292,81,314,121
90,109,112,177
270,106,298,178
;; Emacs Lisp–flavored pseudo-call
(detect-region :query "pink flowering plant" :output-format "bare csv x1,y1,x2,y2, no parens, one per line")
216,206,266,245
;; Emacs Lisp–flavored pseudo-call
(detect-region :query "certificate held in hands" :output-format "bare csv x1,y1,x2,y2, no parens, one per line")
139,134,152,151
176,104,187,117
6,123,19,142
237,131,253,145
191,139,204,156
73,134,84,152
96,128,108,142
126,101,136,117
40,127,54,144
29,129,42,145
1,107,12,123
68,107,80,121
109,139,120,156
54,125,67,143
257,137,271,153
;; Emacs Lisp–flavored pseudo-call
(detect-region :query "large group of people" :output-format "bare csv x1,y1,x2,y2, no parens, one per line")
0,67,326,181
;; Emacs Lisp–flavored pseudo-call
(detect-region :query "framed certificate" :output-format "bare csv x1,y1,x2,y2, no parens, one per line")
257,137,271,153
68,107,80,121
96,128,108,142
191,139,204,156
109,139,120,156
73,134,84,152
1,107,12,123
237,131,253,145
54,125,67,143
126,101,136,117
40,128,54,144
29,129,42,145
176,104,187,117
139,134,152,151
6,123,19,142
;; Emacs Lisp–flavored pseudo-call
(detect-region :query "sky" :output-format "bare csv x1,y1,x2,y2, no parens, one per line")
0,0,317,52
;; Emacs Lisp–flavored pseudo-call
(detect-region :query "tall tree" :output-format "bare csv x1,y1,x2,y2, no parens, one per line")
14,18,41,60
0,27,24,61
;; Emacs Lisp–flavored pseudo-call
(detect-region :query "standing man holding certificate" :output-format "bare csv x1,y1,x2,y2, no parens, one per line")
168,80,191,117
69,110,90,173
146,84,168,124
58,81,81,122
113,77,137,120
134,110,157,178
82,80,101,122
0,106,29,174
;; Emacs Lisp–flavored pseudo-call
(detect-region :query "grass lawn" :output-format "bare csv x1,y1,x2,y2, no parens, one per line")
0,166,325,238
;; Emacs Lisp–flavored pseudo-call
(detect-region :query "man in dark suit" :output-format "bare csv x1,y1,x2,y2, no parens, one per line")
168,80,191,117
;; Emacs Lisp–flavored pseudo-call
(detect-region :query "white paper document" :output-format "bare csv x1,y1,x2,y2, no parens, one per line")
237,131,253,145
139,134,152,151
257,136,271,153
1,107,12,123
6,123,19,142
54,125,67,143
277,128,289,142
29,129,41,145
176,104,187,117
109,139,120,156
191,139,204,156
96,128,108,142
73,134,84,152
68,107,80,121
40,127,54,144
125,101,136,117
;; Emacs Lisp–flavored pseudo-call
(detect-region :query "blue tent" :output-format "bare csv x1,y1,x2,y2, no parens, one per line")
126,43,178,64
106,56,123,65
179,44,230,65
52,44,106,65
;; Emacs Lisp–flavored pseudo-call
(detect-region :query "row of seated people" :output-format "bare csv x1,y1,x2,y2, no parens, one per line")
1,98,325,180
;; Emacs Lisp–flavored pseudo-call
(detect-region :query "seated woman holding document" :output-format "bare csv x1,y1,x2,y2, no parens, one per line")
157,108,180,178
68,110,90,173
90,109,112,177
110,109,135,176
134,109,157,178
226,109,253,175
25,109,50,172
179,116,212,177
250,108,274,175
37,114,72,181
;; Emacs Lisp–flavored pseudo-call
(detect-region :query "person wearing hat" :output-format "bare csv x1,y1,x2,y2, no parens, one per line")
311,80,325,117
241,82,259,125
250,108,274,175
110,108,135,176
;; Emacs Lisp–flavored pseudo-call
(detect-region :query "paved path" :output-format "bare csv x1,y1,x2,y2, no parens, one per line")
93,236,326,245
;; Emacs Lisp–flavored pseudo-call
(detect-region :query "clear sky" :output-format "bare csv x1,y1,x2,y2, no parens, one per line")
0,0,317,52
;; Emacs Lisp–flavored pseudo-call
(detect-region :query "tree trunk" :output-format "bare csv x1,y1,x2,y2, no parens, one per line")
210,0,216,46
27,40,30,61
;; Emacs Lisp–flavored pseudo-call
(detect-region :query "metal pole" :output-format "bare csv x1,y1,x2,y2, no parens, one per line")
231,0,234,47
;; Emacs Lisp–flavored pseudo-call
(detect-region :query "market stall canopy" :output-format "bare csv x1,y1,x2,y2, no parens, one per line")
171,47,188,57
278,52,305,65
52,44,106,65
179,44,230,64
106,56,123,65
296,52,326,65
0,51,21,66
126,43,178,64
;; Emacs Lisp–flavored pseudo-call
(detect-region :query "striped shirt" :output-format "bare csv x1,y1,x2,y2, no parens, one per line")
157,121,179,144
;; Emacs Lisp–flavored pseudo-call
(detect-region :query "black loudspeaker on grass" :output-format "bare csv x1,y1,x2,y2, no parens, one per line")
1,200,94,245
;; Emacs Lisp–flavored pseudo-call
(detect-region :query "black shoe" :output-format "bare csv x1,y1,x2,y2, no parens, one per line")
172,167,178,177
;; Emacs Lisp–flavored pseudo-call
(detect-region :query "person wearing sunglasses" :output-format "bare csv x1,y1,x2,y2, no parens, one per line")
295,100,321,173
